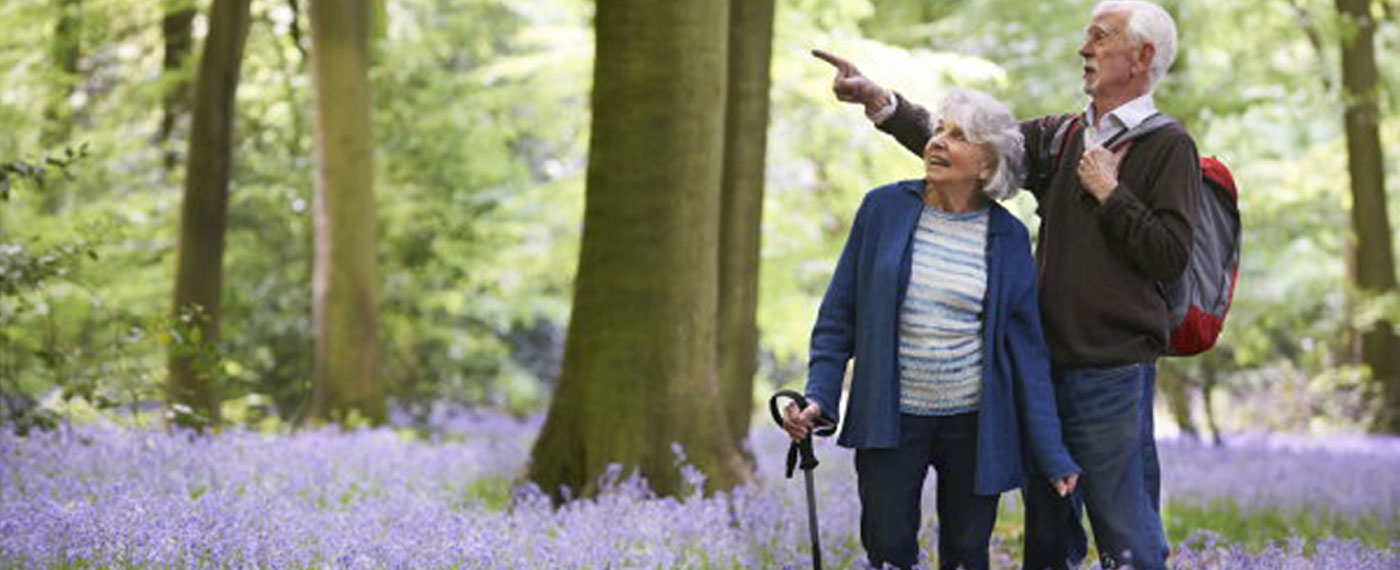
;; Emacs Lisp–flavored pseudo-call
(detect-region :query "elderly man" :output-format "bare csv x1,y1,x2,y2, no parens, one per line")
814,2,1200,569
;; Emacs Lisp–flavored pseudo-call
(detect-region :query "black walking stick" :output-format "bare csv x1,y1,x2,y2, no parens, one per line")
769,390,835,570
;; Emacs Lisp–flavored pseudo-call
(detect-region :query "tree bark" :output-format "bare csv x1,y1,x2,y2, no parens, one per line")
1336,0,1400,433
167,0,252,428
158,0,197,171
1157,362,1199,439
528,0,745,499
307,0,385,425
717,0,776,456
42,0,81,149
39,0,83,213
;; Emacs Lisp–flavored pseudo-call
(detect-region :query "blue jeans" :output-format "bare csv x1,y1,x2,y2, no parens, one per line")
855,412,1001,570
1022,363,1168,570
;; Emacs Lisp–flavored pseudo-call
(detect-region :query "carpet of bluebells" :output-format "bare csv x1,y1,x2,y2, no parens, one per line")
2,408,1398,570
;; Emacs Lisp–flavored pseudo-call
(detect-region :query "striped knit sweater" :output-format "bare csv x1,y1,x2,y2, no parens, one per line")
898,205,988,416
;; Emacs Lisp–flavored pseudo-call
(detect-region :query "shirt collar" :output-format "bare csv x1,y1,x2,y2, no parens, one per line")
1084,93,1157,131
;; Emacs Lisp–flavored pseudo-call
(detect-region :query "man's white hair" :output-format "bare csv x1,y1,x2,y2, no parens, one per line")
934,88,1026,201
1093,0,1178,89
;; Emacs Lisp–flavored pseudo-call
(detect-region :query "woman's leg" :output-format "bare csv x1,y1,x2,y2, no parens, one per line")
855,414,937,570
930,412,1000,570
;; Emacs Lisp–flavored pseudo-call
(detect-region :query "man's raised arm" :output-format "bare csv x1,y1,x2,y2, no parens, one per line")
811,50,933,159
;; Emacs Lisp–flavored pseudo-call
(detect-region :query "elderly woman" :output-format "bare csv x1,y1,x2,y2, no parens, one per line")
783,88,1081,570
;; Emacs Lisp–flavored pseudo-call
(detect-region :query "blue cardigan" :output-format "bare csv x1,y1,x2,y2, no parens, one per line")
806,180,1080,495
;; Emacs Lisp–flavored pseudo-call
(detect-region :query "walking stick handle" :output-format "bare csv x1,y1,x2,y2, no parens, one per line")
770,390,827,570
768,390,836,436
768,390,831,477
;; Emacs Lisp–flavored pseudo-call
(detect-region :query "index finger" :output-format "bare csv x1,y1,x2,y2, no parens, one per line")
811,49,854,75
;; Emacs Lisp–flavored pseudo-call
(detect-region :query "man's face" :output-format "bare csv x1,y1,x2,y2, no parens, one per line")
1078,10,1146,101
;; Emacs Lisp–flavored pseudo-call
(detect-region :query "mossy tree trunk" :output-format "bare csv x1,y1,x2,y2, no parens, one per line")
307,0,385,425
41,0,81,149
158,0,197,171
1336,0,1399,433
39,0,82,212
718,0,777,455
528,0,745,500
167,0,252,428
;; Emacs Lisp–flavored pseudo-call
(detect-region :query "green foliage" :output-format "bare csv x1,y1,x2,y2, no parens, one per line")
0,0,1394,432
0,144,89,203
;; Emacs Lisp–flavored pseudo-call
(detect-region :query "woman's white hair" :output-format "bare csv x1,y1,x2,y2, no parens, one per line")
1093,0,1178,89
934,88,1026,201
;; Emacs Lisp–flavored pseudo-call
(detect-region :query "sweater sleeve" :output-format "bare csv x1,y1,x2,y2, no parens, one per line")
805,194,871,425
1006,263,1081,480
875,92,933,158
1093,133,1201,282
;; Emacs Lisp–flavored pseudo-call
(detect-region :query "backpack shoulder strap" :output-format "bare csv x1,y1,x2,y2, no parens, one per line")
1048,114,1082,167
1102,112,1178,151
1029,114,1082,192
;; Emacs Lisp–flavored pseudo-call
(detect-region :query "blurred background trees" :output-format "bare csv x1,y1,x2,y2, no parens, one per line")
0,0,1396,490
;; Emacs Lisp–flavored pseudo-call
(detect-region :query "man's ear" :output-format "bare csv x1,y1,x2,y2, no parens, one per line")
1135,43,1156,75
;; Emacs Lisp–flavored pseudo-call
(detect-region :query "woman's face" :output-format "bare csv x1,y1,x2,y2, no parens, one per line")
923,118,993,192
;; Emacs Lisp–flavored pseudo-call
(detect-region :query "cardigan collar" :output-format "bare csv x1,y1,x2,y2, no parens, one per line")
897,179,1013,236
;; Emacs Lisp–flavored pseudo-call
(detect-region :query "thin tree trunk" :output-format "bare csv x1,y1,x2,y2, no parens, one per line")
717,0,776,456
1157,362,1199,439
42,0,81,147
158,0,197,171
528,0,744,500
167,0,253,428
307,0,385,425
1202,363,1223,446
1336,0,1400,433
40,0,82,212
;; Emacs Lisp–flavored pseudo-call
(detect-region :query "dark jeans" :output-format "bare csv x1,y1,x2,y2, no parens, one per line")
855,412,1000,570
1022,363,1168,570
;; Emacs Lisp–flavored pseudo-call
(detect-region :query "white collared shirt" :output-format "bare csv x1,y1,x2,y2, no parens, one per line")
1083,93,1157,147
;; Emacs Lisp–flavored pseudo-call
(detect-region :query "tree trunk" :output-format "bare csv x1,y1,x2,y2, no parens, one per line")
158,0,197,171
167,0,252,428
307,0,385,425
1157,362,1198,439
717,0,776,456
528,0,744,500
1336,0,1400,433
40,0,82,212
1202,363,1223,446
42,0,81,148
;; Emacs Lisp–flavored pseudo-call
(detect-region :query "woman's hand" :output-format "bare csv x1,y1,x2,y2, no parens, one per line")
1052,473,1080,497
782,400,824,441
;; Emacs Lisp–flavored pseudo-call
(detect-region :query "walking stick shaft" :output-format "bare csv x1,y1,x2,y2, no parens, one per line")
804,469,823,570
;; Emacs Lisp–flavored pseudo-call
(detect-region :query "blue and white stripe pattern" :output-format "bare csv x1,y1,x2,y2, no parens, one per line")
898,205,989,416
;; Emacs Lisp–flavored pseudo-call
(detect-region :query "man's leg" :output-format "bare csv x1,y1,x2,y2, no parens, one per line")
856,414,936,570
1021,367,1088,570
1057,364,1169,570
929,412,1000,570
1142,365,1162,512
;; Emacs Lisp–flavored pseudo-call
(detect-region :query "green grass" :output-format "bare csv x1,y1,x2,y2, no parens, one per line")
984,499,1397,561
1161,501,1399,551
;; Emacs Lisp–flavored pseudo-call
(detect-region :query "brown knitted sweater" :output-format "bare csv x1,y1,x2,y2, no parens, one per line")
879,93,1201,366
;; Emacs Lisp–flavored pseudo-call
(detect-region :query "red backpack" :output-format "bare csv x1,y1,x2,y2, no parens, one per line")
1042,113,1241,356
